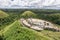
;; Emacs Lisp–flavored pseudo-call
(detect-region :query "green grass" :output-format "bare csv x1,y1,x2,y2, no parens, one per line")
41,30,60,40
1,20,59,40
20,11,37,18
2,20,51,40
0,10,9,18
0,10,60,40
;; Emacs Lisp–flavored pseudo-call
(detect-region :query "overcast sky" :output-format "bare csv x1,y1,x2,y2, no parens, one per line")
0,0,60,9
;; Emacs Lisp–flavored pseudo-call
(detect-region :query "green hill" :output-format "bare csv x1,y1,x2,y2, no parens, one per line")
0,20,59,40
0,10,60,40
20,11,37,18
3,21,51,40
0,10,9,18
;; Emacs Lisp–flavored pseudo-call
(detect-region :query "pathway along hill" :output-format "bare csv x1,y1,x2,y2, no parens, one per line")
20,18,60,32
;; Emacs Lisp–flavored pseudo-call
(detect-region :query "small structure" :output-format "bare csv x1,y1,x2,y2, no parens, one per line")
20,18,60,31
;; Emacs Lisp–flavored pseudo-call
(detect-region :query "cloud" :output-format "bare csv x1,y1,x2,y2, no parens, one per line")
0,0,60,9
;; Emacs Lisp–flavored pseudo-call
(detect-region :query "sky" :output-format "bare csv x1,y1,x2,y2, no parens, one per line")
0,0,60,9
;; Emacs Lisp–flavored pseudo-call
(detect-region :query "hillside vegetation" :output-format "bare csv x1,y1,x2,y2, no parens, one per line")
0,21,60,40
37,13,60,25
0,10,60,40
0,10,9,18
20,11,37,18
0,11,15,30
3,21,51,40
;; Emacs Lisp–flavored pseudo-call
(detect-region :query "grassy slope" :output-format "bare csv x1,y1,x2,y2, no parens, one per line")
0,12,60,40
41,30,60,40
0,10,9,18
0,10,60,40
3,20,51,40
0,20,60,40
